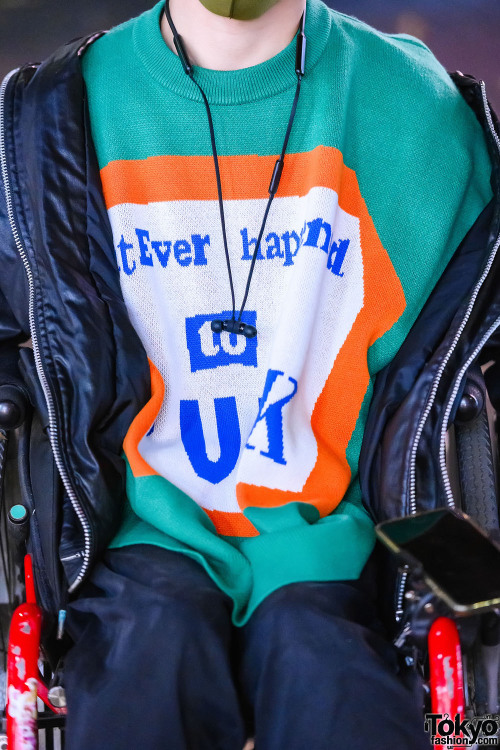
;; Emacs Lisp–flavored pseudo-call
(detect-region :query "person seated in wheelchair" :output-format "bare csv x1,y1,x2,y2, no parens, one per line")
0,0,496,747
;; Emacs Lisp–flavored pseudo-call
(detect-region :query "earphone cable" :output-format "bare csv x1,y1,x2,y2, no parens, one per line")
190,76,237,320
163,0,305,334
238,74,302,320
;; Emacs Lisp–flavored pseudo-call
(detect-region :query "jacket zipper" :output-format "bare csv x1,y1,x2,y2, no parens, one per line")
0,68,92,593
409,81,500,516
440,82,500,507
439,318,500,504
439,81,500,508
396,81,500,621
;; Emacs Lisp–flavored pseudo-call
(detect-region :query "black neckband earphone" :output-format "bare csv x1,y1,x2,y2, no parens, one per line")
163,1,306,338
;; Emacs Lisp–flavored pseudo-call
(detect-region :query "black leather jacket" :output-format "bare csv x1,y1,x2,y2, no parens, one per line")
1,34,499,620
0,35,150,614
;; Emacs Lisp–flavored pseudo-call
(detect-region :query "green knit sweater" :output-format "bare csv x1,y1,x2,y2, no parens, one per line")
81,0,492,624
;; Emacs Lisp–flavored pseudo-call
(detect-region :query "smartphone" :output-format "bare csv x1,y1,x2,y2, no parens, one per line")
376,508,500,614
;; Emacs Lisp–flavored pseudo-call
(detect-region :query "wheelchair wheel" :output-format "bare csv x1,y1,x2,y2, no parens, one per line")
455,374,499,534
453,366,500,720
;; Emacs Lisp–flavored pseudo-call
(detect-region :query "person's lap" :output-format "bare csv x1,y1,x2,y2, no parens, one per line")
64,544,430,749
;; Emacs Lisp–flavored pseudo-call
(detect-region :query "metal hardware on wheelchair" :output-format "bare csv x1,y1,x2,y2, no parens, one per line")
377,508,500,736
0,387,67,749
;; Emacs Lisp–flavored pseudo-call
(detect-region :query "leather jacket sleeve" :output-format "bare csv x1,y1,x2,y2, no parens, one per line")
0,78,32,411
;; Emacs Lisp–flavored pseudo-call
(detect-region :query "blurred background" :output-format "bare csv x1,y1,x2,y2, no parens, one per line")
0,0,499,109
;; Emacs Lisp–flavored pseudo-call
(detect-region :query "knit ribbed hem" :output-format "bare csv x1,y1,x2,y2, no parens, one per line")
110,499,376,626
133,0,332,105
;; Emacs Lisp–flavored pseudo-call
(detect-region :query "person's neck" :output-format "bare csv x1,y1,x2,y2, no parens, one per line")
160,0,306,71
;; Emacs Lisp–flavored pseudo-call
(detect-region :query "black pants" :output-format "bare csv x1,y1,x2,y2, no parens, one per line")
64,544,430,749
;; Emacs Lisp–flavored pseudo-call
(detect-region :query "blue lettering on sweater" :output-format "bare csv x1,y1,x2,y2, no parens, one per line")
327,239,350,277
180,396,241,483
186,311,258,373
116,231,209,274
136,228,154,267
179,370,298,482
282,230,301,267
303,217,331,253
240,218,350,274
246,370,298,465
117,235,136,276
116,221,350,276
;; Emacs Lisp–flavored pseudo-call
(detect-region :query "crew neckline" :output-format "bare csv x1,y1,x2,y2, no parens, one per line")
133,0,332,105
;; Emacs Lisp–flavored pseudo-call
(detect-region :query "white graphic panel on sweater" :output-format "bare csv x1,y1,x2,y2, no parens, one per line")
108,186,363,513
